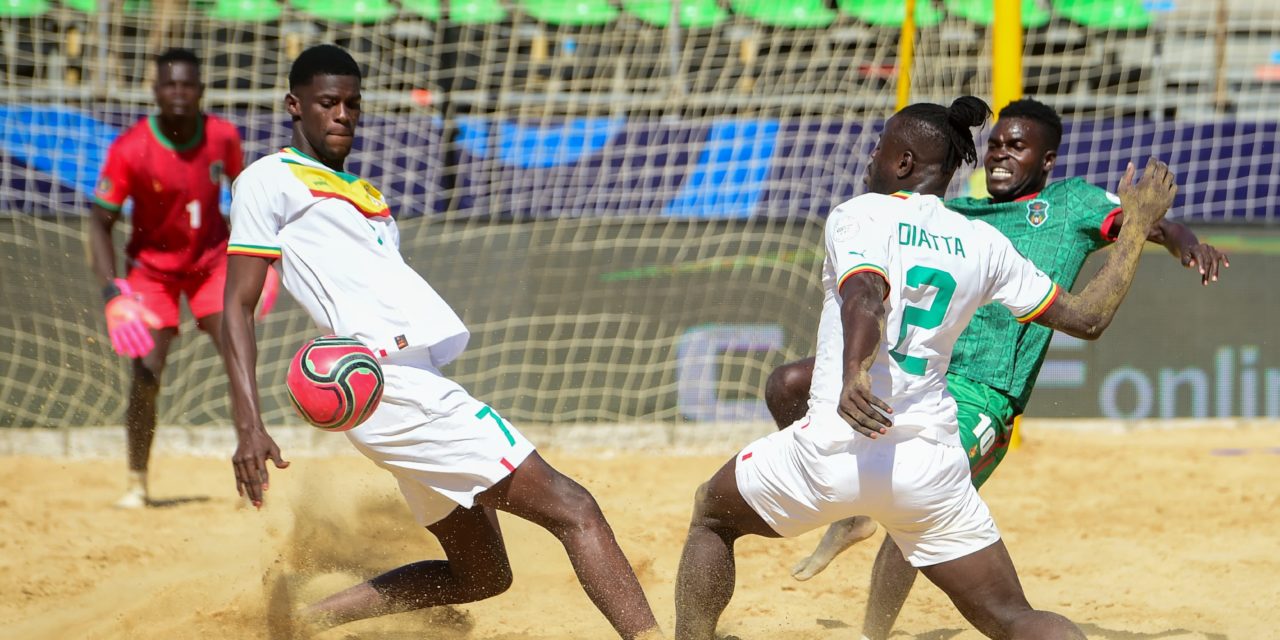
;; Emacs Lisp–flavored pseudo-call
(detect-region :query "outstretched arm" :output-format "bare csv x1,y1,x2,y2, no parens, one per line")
1108,214,1229,285
1035,158,1178,340
222,254,289,507
838,273,894,438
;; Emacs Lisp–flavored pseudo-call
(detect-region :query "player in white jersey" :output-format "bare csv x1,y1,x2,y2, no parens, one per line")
673,96,1177,640
220,45,661,640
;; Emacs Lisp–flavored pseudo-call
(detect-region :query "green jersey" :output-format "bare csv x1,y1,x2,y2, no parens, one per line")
944,177,1122,411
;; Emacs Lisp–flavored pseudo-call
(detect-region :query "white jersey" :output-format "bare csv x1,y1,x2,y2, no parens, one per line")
810,191,1060,440
227,147,469,365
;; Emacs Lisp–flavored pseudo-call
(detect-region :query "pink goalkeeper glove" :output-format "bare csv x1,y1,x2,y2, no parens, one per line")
104,278,160,358
257,264,280,321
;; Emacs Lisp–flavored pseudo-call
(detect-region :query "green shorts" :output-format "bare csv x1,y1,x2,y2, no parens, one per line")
946,373,1018,490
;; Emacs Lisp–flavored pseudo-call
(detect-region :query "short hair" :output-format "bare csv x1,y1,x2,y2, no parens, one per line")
999,98,1063,150
155,48,200,71
289,44,361,91
896,95,993,172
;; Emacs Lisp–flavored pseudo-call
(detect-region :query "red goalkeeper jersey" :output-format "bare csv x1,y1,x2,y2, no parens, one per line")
93,113,243,275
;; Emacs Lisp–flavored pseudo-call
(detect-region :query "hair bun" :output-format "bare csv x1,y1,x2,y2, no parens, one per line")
946,96,993,130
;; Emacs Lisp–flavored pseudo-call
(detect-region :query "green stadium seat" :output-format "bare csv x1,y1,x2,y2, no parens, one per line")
449,0,506,24
205,0,280,21
839,0,944,28
401,0,440,20
521,0,618,26
1052,0,1151,30
623,0,727,29
944,0,1050,29
730,0,837,28
301,0,395,23
0,0,50,17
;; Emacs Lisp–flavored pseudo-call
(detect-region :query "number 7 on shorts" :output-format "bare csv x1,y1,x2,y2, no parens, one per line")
475,405,517,446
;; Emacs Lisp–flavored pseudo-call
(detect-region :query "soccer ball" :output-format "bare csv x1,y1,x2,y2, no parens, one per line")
286,336,384,431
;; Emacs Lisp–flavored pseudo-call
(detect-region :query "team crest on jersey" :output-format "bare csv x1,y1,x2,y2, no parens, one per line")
1026,199,1050,227
96,177,112,196
209,160,224,184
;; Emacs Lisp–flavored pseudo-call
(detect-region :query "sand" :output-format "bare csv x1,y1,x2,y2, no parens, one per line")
3,426,1278,639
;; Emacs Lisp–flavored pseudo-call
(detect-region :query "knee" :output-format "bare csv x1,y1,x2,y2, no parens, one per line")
765,362,809,427
466,560,513,600
543,479,608,539
688,482,715,528
131,360,163,393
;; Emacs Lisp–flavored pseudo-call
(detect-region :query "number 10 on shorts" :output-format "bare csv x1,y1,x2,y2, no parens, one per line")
476,405,516,446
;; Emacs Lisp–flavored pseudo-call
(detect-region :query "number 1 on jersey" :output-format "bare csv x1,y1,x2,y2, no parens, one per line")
889,266,956,375
186,200,201,229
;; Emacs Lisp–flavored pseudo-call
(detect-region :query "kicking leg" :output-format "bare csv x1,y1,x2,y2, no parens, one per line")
860,534,919,640
789,515,878,581
117,327,176,508
477,451,660,640
764,357,814,429
920,540,1084,640
674,456,779,640
295,504,512,634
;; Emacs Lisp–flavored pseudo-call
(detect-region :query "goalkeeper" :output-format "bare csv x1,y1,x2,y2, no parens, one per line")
764,98,1228,639
87,49,276,509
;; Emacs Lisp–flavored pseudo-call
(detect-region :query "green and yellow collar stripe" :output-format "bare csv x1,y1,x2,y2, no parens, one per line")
1016,283,1061,323
889,190,914,200
838,263,891,299
228,244,283,259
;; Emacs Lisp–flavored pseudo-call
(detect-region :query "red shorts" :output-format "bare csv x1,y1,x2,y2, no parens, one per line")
125,258,227,329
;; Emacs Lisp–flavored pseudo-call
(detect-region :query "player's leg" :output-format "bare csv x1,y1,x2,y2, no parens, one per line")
674,456,780,640
860,534,918,640
475,451,661,640
119,326,177,508
117,267,183,507
919,540,1084,640
764,356,814,429
288,504,513,634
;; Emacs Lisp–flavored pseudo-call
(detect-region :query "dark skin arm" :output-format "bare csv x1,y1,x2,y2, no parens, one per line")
222,253,289,507
1110,214,1229,285
837,274,895,438
1034,158,1179,340
87,204,121,289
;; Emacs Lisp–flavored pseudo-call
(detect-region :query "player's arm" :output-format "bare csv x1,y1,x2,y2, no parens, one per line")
222,254,289,507
1108,214,1228,285
838,273,895,438
1034,158,1178,339
88,203,120,289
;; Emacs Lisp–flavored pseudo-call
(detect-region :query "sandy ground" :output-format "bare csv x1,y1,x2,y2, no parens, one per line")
2,426,1279,640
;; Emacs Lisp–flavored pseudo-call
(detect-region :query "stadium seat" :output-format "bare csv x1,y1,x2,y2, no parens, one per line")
205,0,280,21
449,0,506,24
521,0,618,26
400,0,440,21
730,0,837,28
301,0,395,23
0,0,49,17
944,0,1050,29
1052,0,1151,30
623,0,727,29
839,0,945,28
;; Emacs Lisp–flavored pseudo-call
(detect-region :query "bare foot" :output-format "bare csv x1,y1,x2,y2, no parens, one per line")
790,516,878,581
265,564,325,640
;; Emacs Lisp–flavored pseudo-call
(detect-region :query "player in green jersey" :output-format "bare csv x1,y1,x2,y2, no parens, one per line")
763,98,1229,640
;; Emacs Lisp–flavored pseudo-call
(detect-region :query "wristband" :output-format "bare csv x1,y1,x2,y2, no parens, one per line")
102,281,122,304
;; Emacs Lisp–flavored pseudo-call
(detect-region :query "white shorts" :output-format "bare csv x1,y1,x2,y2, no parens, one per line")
734,414,1000,567
344,357,536,527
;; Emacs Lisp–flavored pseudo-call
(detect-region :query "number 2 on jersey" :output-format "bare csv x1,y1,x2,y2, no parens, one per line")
888,266,956,375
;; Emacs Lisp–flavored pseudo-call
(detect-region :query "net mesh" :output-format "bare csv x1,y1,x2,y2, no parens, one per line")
1,0,1277,427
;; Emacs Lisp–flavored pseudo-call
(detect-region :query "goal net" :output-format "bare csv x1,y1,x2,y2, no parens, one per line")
2,0,1277,428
